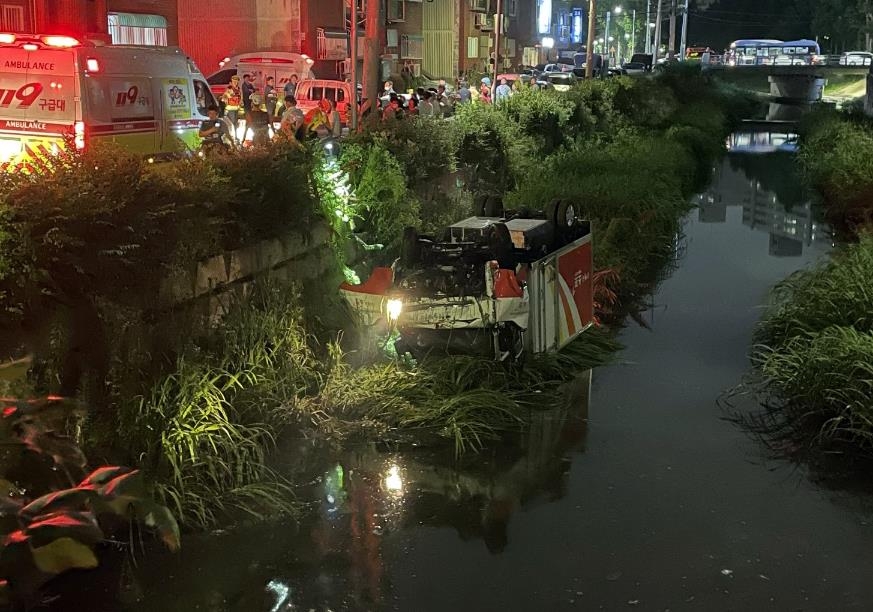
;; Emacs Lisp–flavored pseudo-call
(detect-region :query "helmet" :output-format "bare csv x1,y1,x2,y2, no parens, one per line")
481,77,492,86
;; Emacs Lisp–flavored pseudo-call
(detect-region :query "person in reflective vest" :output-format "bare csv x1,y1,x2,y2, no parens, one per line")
222,75,242,128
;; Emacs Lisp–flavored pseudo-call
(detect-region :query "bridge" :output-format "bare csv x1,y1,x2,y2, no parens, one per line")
703,64,870,102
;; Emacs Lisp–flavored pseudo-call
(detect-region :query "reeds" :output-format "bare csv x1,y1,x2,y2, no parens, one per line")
751,234,873,456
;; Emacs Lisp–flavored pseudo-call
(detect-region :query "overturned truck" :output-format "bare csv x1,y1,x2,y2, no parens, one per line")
340,201,594,361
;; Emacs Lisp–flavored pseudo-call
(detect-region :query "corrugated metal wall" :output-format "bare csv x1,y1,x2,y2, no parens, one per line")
422,0,455,78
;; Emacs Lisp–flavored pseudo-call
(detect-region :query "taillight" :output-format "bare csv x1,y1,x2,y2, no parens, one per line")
42,35,80,48
85,58,99,72
74,121,86,150
0,33,15,44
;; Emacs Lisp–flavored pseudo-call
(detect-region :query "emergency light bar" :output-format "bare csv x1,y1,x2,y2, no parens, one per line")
0,33,82,48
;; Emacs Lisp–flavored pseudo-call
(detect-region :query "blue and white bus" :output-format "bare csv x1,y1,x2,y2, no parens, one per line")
726,39,821,66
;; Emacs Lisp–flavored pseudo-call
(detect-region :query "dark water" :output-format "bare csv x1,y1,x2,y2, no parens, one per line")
113,144,873,612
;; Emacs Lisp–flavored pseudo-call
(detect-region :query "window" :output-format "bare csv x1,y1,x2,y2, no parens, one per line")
207,69,238,86
1,4,24,30
470,0,489,12
467,36,479,59
387,0,405,22
401,34,424,60
507,0,517,16
108,12,168,46
194,80,216,116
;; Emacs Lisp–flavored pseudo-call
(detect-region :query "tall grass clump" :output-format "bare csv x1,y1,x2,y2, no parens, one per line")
751,234,873,457
798,108,873,234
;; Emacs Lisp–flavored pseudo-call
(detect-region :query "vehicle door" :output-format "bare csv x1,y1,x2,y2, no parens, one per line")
83,74,157,154
0,46,77,171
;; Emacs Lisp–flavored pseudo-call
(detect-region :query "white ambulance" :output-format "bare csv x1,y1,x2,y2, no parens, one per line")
0,32,218,172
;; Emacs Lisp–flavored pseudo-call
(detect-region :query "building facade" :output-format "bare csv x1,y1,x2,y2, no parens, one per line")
1,0,539,81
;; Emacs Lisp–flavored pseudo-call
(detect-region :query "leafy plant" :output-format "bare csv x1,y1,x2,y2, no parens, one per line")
0,397,178,605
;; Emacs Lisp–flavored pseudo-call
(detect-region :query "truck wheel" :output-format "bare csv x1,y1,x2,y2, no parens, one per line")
475,195,504,217
555,200,578,230
489,222,513,262
400,226,420,267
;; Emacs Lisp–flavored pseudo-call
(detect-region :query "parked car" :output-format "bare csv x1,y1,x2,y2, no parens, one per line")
621,61,647,75
839,51,873,66
547,72,577,91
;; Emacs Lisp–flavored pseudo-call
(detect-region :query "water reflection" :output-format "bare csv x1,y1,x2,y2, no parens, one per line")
124,370,594,611
696,127,830,256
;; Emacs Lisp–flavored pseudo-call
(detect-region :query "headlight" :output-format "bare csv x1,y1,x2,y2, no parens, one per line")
386,298,403,321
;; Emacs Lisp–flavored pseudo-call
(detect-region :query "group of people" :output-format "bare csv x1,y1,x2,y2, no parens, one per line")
199,72,342,154
376,75,520,121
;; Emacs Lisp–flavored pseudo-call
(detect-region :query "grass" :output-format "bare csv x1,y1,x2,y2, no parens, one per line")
749,234,873,459
797,107,873,234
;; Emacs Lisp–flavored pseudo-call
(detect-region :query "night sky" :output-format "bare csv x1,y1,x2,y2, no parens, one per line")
686,0,817,51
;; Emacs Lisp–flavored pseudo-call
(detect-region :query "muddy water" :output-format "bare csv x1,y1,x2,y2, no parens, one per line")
115,142,873,612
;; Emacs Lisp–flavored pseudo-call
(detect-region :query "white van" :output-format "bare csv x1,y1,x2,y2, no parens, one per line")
206,52,316,100
0,32,218,171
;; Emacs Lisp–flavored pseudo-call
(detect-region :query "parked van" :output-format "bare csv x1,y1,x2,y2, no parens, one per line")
295,79,354,124
206,52,316,99
0,32,218,171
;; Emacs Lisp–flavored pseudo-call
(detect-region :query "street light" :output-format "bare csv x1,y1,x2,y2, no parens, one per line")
605,5,622,66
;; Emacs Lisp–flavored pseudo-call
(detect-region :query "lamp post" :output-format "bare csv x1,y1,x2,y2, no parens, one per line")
679,0,690,61
645,0,651,53
605,6,621,67
631,9,636,54
653,0,663,65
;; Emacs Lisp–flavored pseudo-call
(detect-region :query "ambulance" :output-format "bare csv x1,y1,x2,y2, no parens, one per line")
0,32,218,172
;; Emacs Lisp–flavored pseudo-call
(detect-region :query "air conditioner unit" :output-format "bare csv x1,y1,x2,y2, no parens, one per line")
470,0,489,13
474,13,494,30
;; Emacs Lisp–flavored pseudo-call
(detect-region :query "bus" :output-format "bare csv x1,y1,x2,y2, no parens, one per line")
726,39,821,66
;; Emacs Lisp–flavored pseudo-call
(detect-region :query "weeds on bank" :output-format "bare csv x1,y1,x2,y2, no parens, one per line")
749,234,873,457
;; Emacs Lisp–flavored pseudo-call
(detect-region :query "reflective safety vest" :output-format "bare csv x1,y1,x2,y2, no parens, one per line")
223,85,242,110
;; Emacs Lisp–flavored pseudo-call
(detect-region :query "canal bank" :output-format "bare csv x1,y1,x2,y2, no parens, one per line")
91,133,873,612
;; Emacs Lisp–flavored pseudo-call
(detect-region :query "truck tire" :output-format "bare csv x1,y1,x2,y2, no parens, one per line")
400,226,420,268
555,200,578,230
475,194,504,217
488,222,514,265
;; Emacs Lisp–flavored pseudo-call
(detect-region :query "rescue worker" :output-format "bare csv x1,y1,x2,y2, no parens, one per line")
222,75,243,128
198,104,231,155
304,98,332,138
247,92,271,146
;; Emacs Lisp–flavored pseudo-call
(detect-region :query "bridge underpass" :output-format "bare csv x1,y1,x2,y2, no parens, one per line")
704,64,869,102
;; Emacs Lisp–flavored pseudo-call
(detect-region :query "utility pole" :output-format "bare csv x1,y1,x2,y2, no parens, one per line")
653,0,662,64
631,9,636,54
493,0,503,95
668,0,676,59
645,0,651,54
363,0,382,114
679,0,689,61
605,10,611,66
349,0,358,131
586,0,597,78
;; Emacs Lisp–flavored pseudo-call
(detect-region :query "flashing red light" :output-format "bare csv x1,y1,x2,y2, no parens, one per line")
0,33,15,44
42,35,80,48
86,57,100,72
